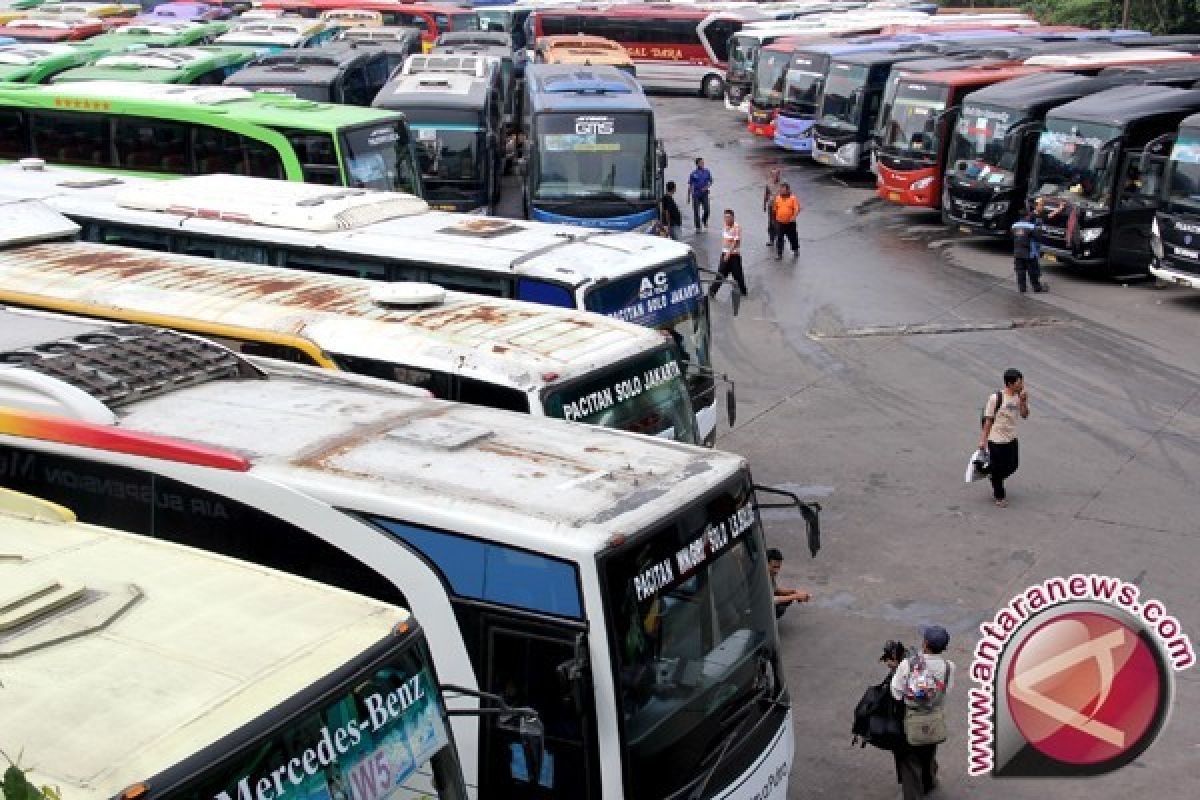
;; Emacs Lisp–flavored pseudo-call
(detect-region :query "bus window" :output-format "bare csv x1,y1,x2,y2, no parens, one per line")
220,338,323,366
370,519,582,618
457,376,529,414
0,110,27,159
341,65,372,106
280,129,341,184
434,270,510,297
703,20,738,62
516,278,574,308
331,353,454,398
282,248,387,279
175,236,272,265
96,223,171,252
116,117,189,175
31,111,111,167
243,136,286,180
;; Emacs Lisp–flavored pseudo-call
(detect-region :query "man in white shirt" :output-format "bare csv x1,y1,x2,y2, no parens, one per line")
891,625,955,799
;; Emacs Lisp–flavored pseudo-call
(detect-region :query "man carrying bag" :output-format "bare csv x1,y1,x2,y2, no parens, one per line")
890,626,954,799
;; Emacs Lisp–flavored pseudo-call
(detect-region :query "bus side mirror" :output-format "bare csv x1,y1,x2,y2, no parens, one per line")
657,139,668,169
726,379,737,428
557,632,590,714
1138,133,1176,174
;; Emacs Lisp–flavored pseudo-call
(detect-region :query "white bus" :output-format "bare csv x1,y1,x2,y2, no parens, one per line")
0,231,701,444
0,291,816,800
0,485,469,800
0,165,728,445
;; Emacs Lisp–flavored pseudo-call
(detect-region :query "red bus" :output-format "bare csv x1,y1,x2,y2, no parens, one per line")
0,18,107,43
260,1,479,50
876,51,1200,209
529,5,766,99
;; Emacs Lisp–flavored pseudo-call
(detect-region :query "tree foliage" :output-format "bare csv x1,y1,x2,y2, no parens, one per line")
1,763,61,800
941,2,1200,34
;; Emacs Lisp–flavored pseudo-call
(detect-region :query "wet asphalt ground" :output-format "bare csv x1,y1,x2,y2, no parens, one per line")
501,93,1200,800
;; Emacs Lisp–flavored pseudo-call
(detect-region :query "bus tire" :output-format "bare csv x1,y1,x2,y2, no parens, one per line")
701,75,724,100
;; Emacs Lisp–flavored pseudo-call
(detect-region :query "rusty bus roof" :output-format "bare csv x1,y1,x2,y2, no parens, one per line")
0,309,744,555
0,241,670,392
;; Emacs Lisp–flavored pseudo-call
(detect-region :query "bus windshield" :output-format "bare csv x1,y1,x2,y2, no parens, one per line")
818,65,867,132
1033,121,1121,207
945,103,1020,187
1165,130,1200,213
783,68,823,117
543,345,697,444
170,634,467,800
340,121,420,194
584,257,712,413
405,109,486,203
751,48,791,108
879,83,949,161
728,34,758,79
533,111,654,203
602,478,778,799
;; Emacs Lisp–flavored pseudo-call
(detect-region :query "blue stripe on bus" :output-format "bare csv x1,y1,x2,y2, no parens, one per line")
530,206,657,232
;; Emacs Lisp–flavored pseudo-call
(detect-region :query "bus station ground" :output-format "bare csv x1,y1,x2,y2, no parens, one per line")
502,95,1200,799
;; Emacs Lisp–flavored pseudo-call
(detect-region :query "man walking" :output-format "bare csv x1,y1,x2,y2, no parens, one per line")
763,167,783,248
772,182,800,260
891,625,954,800
687,157,713,231
709,209,746,298
1011,202,1047,293
979,368,1029,507
660,181,683,241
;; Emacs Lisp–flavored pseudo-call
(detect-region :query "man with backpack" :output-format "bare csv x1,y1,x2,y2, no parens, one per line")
890,625,954,799
979,368,1030,508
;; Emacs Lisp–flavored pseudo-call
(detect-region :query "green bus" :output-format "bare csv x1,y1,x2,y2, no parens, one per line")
0,80,423,193
80,19,232,49
0,42,110,82
50,46,258,85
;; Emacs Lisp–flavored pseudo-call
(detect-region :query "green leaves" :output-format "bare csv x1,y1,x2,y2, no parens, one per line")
1,762,59,800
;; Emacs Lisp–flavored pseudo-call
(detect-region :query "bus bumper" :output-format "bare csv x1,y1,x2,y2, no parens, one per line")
696,401,717,448
876,166,939,208
1150,261,1200,289
530,206,657,232
812,140,861,170
711,709,793,800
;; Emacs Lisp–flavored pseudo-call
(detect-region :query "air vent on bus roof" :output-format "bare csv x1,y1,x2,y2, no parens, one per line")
437,218,524,239
0,570,142,658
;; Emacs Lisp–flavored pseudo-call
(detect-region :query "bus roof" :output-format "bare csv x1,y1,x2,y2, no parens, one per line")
960,71,1149,113
0,484,411,800
893,64,1042,89
829,46,937,66
1045,84,1200,127
0,240,671,391
0,300,745,555
376,71,491,109
50,46,255,81
0,80,405,131
525,64,648,112
534,5,767,21
0,167,694,294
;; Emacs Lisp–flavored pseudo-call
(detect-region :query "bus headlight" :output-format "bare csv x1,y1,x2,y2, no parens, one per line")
983,200,1009,218
909,176,934,191
1079,227,1104,243
1151,217,1164,260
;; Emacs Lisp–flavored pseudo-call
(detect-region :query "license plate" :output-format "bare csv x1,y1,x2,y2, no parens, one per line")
1043,254,1057,263
959,226,971,234
888,192,901,202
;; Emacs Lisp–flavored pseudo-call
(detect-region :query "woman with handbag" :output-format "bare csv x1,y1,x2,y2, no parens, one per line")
890,626,955,799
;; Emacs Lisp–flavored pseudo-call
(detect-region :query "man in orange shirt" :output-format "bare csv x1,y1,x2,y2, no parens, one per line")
772,182,800,261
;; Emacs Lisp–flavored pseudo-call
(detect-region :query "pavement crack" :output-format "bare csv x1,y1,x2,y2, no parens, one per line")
809,317,1069,339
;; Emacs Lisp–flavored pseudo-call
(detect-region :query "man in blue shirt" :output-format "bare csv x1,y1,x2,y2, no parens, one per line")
1011,200,1047,293
687,157,713,231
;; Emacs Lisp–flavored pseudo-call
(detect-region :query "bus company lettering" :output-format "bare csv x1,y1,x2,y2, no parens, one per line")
562,360,682,421
608,278,702,325
576,115,614,135
963,105,1011,123
215,674,426,800
633,501,757,601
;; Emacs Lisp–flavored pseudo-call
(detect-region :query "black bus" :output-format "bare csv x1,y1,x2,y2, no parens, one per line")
1030,84,1200,274
223,43,391,105
1152,111,1200,288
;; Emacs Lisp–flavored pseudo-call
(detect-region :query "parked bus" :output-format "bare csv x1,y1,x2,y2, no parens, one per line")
529,5,765,99
375,69,504,213
0,248,812,799
50,45,257,83
1151,112,1200,288
0,81,422,193
0,15,106,42
521,64,664,232
214,17,340,51
810,47,932,169
224,43,392,104
264,1,480,51
432,32,520,134
0,236,701,442
1030,84,1200,274
943,66,1200,236
0,481,469,800
0,41,110,82
320,7,383,28
534,33,635,77
0,166,726,443
136,2,232,22
82,18,232,47
333,24,422,74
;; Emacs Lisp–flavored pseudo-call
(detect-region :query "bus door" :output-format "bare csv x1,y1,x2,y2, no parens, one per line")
1111,146,1169,271
476,612,600,798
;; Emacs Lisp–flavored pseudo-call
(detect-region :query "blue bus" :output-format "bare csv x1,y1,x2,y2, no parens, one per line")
520,64,664,231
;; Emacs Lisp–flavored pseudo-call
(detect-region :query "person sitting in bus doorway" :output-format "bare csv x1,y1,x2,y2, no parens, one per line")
772,182,800,261
767,548,811,619
661,180,683,241
687,157,713,232
709,209,747,299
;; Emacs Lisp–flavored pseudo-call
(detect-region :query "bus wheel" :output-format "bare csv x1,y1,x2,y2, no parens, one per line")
701,75,724,100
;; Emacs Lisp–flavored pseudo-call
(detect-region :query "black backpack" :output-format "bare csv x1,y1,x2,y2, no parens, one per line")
851,678,906,751
980,390,1003,429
